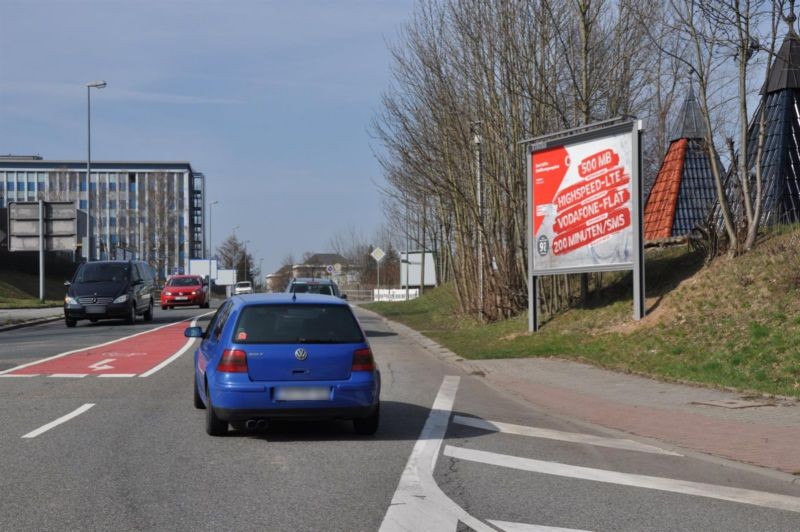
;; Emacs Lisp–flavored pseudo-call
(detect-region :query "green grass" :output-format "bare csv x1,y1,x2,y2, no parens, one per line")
0,270,65,308
365,230,800,397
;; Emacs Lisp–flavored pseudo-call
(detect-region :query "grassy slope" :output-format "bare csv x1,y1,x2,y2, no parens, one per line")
0,270,66,308
366,229,800,397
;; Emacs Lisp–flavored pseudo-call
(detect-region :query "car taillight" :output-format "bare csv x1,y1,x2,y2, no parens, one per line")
352,347,375,371
218,349,248,373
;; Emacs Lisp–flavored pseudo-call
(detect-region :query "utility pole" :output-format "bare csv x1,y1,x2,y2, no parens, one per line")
85,80,106,262
405,195,410,301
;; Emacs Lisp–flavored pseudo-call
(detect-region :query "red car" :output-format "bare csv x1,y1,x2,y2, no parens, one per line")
161,275,210,309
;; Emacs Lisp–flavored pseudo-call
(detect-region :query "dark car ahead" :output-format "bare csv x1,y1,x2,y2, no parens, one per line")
186,293,380,436
286,277,346,299
64,260,157,327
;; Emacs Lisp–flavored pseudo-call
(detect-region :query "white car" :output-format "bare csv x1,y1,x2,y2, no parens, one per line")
234,281,253,295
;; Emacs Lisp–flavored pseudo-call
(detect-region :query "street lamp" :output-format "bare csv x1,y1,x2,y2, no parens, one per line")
472,122,483,321
86,80,107,262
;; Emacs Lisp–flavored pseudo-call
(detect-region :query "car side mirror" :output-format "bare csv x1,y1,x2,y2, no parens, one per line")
184,326,204,338
63,280,71,287
340,293,348,300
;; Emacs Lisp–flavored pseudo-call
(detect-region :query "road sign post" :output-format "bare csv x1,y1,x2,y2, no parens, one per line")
8,201,78,302
370,247,386,292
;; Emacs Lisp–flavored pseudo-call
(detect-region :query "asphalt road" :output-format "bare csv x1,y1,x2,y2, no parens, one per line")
1,303,799,531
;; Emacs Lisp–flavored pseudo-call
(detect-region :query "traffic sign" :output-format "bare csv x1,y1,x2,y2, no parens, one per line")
326,264,334,274
371,247,386,263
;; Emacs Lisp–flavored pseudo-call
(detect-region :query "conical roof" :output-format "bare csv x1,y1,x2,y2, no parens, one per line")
669,86,706,142
763,33,800,94
723,28,800,226
645,88,719,241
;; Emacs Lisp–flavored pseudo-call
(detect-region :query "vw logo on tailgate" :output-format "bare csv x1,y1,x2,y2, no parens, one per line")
294,348,308,361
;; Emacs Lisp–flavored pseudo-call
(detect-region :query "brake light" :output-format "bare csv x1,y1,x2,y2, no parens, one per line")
352,347,375,371
218,349,248,373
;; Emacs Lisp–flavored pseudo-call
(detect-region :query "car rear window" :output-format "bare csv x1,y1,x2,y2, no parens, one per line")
232,304,363,344
291,283,333,295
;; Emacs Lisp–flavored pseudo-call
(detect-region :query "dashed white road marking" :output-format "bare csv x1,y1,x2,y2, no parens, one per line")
138,312,212,377
380,376,492,532
444,446,800,513
98,373,136,378
22,403,95,439
0,374,38,378
50,374,88,378
453,415,681,456
488,520,592,532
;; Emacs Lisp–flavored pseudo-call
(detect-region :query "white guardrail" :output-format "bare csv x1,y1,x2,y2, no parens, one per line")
373,289,419,302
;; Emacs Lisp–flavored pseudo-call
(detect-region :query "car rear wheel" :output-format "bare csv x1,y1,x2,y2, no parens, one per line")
65,318,77,328
205,393,228,436
143,299,154,322
353,404,380,435
125,302,136,324
193,376,205,410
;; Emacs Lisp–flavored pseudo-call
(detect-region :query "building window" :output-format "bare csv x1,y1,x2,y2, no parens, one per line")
80,200,87,210
129,182,136,193
80,181,87,192
27,182,36,192
109,200,117,209
109,182,117,192
110,217,117,227
90,182,97,191
129,199,137,209
6,182,13,192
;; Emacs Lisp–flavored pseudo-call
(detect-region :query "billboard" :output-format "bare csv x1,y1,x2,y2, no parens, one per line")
400,251,437,288
189,259,218,280
526,119,644,330
530,123,639,275
216,269,237,286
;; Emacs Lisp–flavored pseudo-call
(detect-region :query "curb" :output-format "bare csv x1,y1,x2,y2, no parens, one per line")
0,315,63,333
358,307,800,484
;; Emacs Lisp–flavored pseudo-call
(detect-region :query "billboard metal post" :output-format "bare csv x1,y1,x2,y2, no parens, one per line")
632,122,645,320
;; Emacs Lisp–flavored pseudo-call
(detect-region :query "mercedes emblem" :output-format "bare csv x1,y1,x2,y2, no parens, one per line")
294,348,308,361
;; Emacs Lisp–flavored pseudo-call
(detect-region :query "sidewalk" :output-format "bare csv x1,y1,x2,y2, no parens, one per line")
0,307,63,330
376,312,800,476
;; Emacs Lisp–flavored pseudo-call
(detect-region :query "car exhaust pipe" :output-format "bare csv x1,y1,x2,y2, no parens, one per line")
245,419,257,431
255,419,268,430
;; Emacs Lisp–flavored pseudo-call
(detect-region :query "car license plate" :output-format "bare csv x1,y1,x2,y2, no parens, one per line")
175,296,188,301
275,386,331,401
85,305,106,314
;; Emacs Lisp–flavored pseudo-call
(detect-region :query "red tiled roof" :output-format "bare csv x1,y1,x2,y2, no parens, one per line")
644,139,688,241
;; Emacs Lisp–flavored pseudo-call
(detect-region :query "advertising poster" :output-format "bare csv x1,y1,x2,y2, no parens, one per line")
531,130,635,274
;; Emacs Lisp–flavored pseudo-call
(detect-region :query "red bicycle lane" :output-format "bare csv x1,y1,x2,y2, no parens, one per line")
1,319,200,377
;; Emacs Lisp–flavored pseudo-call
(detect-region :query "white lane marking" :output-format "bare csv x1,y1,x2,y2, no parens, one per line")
49,374,88,378
88,358,115,371
98,373,136,378
453,415,681,456
22,403,95,438
0,315,202,375
380,376,493,532
444,446,800,514
488,520,592,532
0,374,39,378
138,312,213,377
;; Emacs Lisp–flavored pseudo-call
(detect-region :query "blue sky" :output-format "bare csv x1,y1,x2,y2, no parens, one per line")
0,0,413,273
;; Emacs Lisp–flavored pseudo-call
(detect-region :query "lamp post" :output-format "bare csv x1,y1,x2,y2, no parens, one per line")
86,80,107,262
472,122,483,322
243,240,251,284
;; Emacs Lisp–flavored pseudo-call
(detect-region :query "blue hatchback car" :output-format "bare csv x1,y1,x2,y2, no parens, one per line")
185,293,380,436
